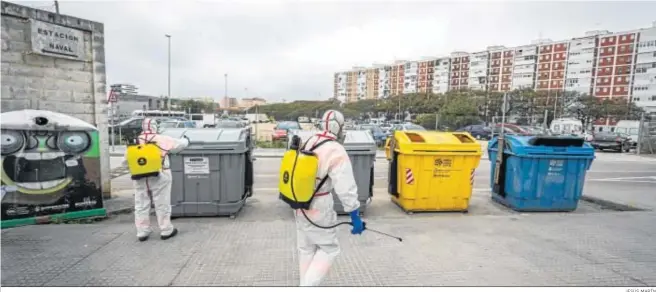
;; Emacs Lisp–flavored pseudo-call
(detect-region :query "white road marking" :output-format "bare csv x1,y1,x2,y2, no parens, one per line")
587,176,656,183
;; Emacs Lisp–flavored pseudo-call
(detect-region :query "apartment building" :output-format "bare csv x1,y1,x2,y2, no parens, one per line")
417,58,434,93
450,52,470,90
333,20,656,116
346,71,356,103
403,61,419,94
390,61,405,96
633,23,656,113
511,45,539,90
488,46,515,92
593,31,638,104
535,40,569,92
469,51,490,91
377,65,391,99
365,68,379,100
564,33,599,95
356,68,367,101
432,57,451,94
333,72,347,101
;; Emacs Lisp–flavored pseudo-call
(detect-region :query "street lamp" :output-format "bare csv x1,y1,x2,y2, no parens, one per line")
165,34,171,113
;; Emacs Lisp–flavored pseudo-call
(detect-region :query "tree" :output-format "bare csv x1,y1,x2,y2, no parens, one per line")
437,96,482,130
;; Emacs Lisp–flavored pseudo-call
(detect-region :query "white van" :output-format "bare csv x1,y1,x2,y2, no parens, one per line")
614,120,641,147
550,118,584,137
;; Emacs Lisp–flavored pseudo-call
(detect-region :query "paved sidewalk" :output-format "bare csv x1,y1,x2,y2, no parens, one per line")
2,208,655,286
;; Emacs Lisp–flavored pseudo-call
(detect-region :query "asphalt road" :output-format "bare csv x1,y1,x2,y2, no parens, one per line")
2,152,656,286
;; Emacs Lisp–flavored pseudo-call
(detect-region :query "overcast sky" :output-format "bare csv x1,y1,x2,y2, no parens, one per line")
17,1,656,103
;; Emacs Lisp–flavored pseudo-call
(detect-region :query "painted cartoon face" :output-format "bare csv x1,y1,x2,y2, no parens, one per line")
0,110,98,195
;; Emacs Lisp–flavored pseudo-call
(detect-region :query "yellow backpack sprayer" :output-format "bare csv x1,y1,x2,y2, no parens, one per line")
125,136,170,180
279,135,402,242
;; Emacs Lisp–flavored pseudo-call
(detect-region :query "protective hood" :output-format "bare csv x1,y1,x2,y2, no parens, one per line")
320,110,345,143
141,118,159,134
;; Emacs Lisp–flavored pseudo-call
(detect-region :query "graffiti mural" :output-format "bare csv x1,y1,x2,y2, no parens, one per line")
1,110,104,226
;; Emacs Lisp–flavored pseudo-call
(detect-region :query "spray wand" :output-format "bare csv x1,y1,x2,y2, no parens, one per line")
289,135,403,242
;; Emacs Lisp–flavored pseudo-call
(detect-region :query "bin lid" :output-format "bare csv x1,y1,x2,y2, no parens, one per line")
288,130,377,154
488,135,594,156
393,131,482,154
160,128,249,153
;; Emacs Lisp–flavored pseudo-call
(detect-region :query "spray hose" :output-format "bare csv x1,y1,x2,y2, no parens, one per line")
288,142,403,242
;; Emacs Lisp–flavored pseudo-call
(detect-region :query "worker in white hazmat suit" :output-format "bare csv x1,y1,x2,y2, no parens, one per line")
295,110,365,286
123,118,189,241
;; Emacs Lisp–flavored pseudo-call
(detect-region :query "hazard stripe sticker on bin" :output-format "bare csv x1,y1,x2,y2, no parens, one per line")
405,168,415,185
470,169,475,186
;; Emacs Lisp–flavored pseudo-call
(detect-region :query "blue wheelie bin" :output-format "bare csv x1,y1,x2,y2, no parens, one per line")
487,135,595,212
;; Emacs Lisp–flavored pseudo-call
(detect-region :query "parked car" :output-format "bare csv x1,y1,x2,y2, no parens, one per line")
380,123,393,134
590,132,632,152
517,125,552,136
159,120,197,129
457,125,492,140
356,124,387,146
272,121,302,141
211,120,245,128
494,123,531,135
387,123,426,137
490,125,520,138
109,117,169,143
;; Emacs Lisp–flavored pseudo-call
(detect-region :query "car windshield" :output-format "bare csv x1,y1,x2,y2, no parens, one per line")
360,125,384,134
159,121,178,128
277,122,300,130
595,132,620,138
216,121,241,128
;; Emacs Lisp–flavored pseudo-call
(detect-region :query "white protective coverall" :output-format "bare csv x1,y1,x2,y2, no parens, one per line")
124,118,189,240
295,110,360,286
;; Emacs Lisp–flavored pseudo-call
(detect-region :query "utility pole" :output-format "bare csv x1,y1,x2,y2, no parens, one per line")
165,34,171,114
553,90,559,121
54,1,59,14
398,95,401,121
637,112,645,155
224,73,228,109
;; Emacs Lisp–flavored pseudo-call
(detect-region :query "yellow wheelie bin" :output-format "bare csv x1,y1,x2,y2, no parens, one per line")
388,131,482,213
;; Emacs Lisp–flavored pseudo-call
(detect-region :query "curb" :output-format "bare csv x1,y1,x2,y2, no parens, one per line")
580,195,649,212
107,206,134,216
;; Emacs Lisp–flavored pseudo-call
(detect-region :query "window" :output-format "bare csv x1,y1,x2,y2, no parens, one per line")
630,34,635,40
603,88,608,93
615,87,620,92
597,87,601,92
621,36,626,41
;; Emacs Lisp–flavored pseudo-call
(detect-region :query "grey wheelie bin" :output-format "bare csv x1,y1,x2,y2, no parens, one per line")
287,130,377,215
160,128,254,218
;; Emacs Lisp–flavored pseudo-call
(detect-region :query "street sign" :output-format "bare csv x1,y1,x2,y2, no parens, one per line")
107,90,117,103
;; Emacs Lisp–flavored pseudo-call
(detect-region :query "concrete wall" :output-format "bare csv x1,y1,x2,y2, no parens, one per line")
0,1,111,197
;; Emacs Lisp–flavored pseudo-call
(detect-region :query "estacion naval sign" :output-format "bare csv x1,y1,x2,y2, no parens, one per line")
30,19,87,61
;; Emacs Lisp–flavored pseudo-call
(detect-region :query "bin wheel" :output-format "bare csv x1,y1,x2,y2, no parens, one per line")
462,210,469,214
406,211,414,215
229,214,236,219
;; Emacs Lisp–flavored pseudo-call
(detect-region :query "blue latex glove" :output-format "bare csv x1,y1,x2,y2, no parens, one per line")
349,210,365,235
